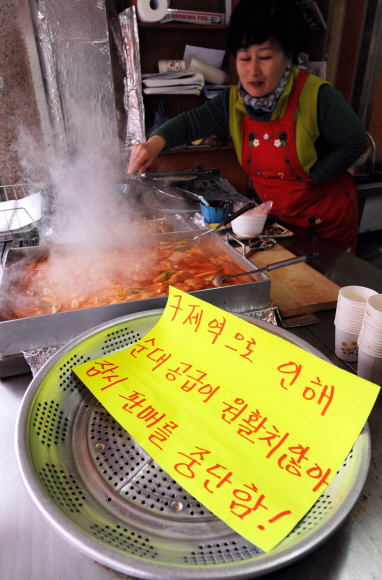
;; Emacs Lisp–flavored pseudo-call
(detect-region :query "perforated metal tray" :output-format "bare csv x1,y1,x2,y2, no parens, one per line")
15,310,371,580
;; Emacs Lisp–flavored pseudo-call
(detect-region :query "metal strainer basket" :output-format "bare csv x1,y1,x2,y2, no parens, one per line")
16,310,371,580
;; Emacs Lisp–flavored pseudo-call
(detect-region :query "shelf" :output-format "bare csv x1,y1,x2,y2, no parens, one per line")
138,22,228,31
160,142,234,156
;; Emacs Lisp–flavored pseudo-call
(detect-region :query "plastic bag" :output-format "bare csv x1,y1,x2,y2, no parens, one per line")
233,200,273,216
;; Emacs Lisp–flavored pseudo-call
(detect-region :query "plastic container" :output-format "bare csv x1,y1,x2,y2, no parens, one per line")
200,199,233,224
231,215,267,237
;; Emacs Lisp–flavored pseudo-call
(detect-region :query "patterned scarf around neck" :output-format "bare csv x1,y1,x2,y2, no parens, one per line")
238,67,292,113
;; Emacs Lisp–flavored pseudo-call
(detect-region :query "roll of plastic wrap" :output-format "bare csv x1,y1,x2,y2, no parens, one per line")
185,56,229,85
137,0,168,23
158,60,186,73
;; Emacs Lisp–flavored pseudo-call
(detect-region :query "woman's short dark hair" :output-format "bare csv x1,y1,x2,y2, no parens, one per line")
227,0,309,60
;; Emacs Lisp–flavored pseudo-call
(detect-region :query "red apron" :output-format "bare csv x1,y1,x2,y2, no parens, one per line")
241,71,358,252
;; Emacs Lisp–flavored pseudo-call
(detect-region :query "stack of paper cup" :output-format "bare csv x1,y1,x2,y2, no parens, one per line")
358,294,382,384
334,286,378,362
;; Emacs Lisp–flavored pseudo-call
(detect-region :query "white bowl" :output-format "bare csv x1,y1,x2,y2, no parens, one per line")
231,215,267,237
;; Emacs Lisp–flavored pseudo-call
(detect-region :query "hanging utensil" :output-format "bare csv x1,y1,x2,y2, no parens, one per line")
213,253,319,287
173,186,210,207
153,185,210,206
193,200,258,240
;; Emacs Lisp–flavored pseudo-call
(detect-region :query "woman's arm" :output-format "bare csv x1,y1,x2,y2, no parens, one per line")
128,89,231,174
310,84,369,185
127,89,231,174
128,135,166,175
151,88,231,150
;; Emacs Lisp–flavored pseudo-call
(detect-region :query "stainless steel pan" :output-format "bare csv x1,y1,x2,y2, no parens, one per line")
0,232,271,357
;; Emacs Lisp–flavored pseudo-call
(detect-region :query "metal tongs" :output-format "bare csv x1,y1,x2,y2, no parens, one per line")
213,252,319,287
153,185,210,207
193,200,258,240
246,236,276,259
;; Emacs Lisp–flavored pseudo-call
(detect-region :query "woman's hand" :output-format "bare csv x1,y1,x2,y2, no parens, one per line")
127,135,166,175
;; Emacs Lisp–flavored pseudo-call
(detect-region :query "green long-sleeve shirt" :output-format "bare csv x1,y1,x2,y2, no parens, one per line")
152,84,368,186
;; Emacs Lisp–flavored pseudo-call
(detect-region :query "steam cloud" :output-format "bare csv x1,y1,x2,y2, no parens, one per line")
1,105,157,320
16,100,162,253
2,104,199,322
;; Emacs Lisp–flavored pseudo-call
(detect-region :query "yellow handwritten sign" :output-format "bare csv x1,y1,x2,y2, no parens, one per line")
73,286,379,552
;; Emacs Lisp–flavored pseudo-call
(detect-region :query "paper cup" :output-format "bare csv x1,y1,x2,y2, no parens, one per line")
367,294,382,318
337,302,368,314
334,326,359,362
359,321,382,342
357,294,382,357
334,286,378,336
335,316,365,329
335,312,364,325
358,327,382,357
334,307,365,334
339,286,377,305
357,347,382,385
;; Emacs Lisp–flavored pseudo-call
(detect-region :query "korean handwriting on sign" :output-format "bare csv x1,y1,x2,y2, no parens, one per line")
86,360,128,389
221,397,331,493
277,362,334,416
169,293,257,362
165,362,220,403
173,446,292,531
130,337,171,371
84,360,179,452
119,390,178,451
130,337,220,403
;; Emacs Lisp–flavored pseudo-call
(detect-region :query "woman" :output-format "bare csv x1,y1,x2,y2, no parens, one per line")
128,0,368,252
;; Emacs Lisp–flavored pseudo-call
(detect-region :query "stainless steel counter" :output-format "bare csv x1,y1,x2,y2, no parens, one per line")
2,227,382,580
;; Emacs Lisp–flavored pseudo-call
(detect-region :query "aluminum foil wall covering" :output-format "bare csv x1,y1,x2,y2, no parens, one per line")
119,7,146,166
31,0,119,157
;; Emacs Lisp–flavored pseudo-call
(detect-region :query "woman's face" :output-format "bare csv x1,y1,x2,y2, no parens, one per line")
236,38,292,97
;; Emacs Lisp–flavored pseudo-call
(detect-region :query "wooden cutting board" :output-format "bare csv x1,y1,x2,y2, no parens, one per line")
247,244,340,318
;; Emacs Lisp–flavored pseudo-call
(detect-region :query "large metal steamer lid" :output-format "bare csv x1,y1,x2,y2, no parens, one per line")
15,310,371,580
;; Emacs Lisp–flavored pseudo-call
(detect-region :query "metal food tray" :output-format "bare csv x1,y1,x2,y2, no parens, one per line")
0,232,270,357
133,213,199,233
15,310,371,580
